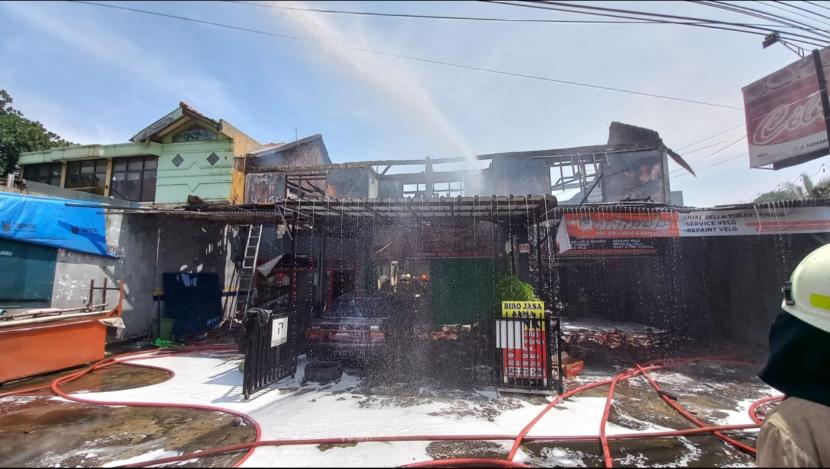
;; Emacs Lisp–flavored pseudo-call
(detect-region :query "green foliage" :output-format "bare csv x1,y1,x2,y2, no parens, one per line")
754,189,800,203
494,274,538,308
0,89,74,174
811,178,830,198
754,172,830,203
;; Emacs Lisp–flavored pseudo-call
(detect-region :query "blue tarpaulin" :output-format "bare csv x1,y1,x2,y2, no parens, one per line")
0,192,110,257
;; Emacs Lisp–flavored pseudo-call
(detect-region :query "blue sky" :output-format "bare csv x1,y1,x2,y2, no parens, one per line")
2,1,829,206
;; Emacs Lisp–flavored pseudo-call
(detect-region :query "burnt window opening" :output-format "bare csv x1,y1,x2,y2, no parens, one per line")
110,156,158,202
65,159,108,195
403,183,427,198
433,180,464,198
23,162,62,186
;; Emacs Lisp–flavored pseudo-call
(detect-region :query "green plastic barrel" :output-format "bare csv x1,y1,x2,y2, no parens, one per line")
160,318,175,340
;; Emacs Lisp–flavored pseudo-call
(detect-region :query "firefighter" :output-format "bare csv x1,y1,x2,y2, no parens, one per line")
757,243,830,467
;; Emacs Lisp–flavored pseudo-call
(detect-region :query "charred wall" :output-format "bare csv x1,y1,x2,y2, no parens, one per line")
556,233,830,347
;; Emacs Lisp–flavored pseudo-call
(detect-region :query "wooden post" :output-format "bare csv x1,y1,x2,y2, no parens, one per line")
104,158,113,197
59,161,68,188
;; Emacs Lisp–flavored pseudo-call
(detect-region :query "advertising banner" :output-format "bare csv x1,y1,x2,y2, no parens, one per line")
742,46,830,169
563,238,657,256
499,301,547,381
678,206,830,236
564,212,679,239
561,206,830,243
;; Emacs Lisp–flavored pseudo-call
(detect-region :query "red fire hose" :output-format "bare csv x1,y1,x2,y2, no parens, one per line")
635,365,757,456
0,345,262,466
0,349,781,468
748,395,786,425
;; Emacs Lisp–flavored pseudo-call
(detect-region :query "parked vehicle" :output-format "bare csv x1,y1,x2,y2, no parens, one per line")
305,295,394,364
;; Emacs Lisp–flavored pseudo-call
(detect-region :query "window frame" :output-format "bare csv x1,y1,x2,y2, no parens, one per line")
65,159,108,195
23,162,62,186
110,156,158,202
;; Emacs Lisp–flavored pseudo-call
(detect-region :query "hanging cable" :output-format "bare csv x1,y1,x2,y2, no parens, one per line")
230,1,659,25
765,1,830,29
805,1,830,14
674,123,746,151
70,1,741,110
692,1,830,41
489,0,830,47
669,136,747,175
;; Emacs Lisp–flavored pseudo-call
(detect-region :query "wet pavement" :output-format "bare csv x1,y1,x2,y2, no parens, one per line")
0,338,773,467
1,363,171,395
0,363,256,468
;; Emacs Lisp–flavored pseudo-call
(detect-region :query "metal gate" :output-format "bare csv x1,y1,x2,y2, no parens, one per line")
495,311,564,394
241,305,308,399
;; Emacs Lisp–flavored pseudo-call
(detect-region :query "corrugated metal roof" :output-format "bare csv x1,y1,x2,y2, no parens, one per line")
117,195,558,225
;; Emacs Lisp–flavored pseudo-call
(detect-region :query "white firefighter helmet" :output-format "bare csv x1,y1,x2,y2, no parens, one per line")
782,243,830,334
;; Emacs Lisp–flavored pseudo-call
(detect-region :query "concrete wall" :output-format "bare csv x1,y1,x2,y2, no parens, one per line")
244,173,287,204
19,138,237,205
154,140,235,204
326,168,374,198
600,149,668,203
485,159,551,196
50,213,231,339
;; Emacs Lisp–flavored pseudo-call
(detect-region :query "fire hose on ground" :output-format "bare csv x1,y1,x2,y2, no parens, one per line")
0,349,785,468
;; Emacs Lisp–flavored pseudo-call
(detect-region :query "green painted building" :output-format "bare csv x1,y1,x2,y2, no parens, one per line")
18,102,263,205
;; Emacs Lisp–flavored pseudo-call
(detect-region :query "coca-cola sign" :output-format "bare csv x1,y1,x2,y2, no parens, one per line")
743,46,830,169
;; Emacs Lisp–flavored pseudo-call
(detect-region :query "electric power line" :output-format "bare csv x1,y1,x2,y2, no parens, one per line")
692,1,830,41
492,0,830,47
733,1,830,37
673,123,746,151
669,135,747,175
71,1,741,110
767,1,830,27
697,1,830,39
679,139,737,155
672,151,747,178
805,1,830,14
235,0,795,29
232,1,658,25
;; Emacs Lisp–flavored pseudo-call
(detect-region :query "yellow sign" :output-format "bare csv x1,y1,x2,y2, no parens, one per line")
501,301,545,319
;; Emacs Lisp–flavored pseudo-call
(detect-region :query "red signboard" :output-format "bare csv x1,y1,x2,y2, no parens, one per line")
564,212,679,239
502,327,547,380
742,46,830,169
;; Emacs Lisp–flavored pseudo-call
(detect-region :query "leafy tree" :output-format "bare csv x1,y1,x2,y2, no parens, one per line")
754,189,798,203
811,177,830,198
754,173,830,203
0,89,74,174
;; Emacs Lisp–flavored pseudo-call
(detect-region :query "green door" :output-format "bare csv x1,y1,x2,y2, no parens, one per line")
430,258,495,325
0,238,57,307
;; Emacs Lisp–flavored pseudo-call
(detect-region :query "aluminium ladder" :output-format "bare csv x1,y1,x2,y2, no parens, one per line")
230,224,263,328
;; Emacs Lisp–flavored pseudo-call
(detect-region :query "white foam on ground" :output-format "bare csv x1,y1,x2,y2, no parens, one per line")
63,353,757,467
102,449,181,467
563,319,664,334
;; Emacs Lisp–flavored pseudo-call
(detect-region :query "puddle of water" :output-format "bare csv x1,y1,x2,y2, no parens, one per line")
426,440,507,460
318,442,358,452
0,398,255,468
1,363,171,395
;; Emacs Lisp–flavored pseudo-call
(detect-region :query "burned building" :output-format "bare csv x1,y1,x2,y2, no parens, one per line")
237,122,692,205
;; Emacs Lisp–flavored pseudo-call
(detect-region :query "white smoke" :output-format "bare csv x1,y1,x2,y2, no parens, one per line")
269,1,477,162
